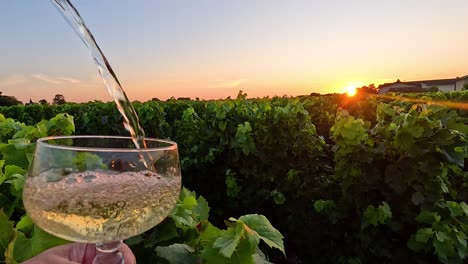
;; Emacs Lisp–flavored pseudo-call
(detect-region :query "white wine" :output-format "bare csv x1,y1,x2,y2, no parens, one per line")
23,170,181,243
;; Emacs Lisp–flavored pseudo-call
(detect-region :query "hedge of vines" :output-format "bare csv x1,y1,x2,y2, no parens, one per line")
1,91,467,263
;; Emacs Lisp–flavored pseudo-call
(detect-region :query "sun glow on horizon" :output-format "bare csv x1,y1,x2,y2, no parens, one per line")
344,84,358,97
346,86,357,96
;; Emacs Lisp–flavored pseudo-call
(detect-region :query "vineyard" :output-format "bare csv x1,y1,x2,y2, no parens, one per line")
0,91,467,263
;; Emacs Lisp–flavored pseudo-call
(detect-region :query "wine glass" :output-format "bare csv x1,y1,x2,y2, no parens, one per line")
23,136,182,263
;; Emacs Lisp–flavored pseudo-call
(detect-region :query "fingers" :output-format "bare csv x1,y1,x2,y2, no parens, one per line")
21,243,82,264
21,242,136,264
119,243,137,264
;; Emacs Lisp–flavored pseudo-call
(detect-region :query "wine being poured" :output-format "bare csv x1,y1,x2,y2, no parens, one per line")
22,1,182,264
50,0,147,149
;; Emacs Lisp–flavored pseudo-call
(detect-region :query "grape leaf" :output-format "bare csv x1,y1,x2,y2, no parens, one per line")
445,201,464,217
200,241,232,264
362,202,392,229
7,226,70,263
415,210,441,225
5,174,25,198
230,239,256,264
0,142,30,169
0,210,14,260
5,165,26,178
415,228,434,243
16,215,34,234
436,231,451,242
460,202,468,216
213,223,244,258
433,238,455,261
0,160,6,185
31,226,70,257
181,195,197,210
198,222,222,247
193,196,210,222
145,219,179,247
238,214,285,255
155,243,198,264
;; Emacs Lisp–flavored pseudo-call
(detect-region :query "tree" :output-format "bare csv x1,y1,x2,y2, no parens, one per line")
463,83,468,91
39,99,49,105
0,91,22,106
52,94,66,105
357,84,379,94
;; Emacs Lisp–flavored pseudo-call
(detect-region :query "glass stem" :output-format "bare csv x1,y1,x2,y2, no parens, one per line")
92,240,124,264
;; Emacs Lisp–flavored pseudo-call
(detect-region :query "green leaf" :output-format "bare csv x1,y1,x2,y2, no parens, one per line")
9,231,33,263
238,214,285,255
155,244,198,264
213,223,244,258
0,140,33,169
225,172,240,198
415,210,441,225
5,165,26,178
7,225,70,263
48,113,75,135
407,234,427,252
16,215,34,234
170,206,195,227
460,202,468,216
145,219,179,247
0,160,6,184
270,190,285,205
218,121,227,131
313,199,335,214
436,231,451,242
5,174,25,198
230,238,256,264
253,251,273,264
200,241,232,264
199,223,223,246
433,238,455,261
181,195,197,210
362,202,392,228
445,201,464,217
0,210,14,259
193,196,210,222
74,152,107,171
415,228,434,243
30,226,70,256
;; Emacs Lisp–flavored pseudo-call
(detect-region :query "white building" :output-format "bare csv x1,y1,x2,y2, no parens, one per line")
378,75,468,94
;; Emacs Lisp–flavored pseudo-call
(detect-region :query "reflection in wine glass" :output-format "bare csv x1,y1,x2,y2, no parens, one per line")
23,136,181,264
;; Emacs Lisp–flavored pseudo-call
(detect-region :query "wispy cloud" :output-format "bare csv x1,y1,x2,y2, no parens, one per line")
57,77,81,84
211,78,248,88
31,74,81,85
0,74,27,87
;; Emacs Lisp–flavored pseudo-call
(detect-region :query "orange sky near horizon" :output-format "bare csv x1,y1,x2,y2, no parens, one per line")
1,1,468,103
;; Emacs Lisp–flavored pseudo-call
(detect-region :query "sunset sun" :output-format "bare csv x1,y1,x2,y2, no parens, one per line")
345,85,357,96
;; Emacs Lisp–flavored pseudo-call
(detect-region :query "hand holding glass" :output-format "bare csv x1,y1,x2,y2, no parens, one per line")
23,136,181,263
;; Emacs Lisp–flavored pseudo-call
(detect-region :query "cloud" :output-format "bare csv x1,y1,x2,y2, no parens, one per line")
57,77,81,84
0,74,27,87
211,78,248,88
31,74,81,85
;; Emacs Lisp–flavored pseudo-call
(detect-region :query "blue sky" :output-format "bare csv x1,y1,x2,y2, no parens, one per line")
1,0,468,102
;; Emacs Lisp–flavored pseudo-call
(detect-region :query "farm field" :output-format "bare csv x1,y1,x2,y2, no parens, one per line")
0,91,467,263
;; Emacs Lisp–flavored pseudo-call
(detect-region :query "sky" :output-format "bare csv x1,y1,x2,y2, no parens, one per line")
1,0,468,103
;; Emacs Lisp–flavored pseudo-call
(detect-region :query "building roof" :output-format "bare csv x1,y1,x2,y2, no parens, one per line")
378,75,468,90
406,78,456,86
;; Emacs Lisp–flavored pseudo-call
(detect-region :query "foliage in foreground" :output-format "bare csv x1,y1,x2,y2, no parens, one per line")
0,91,467,263
0,113,284,263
